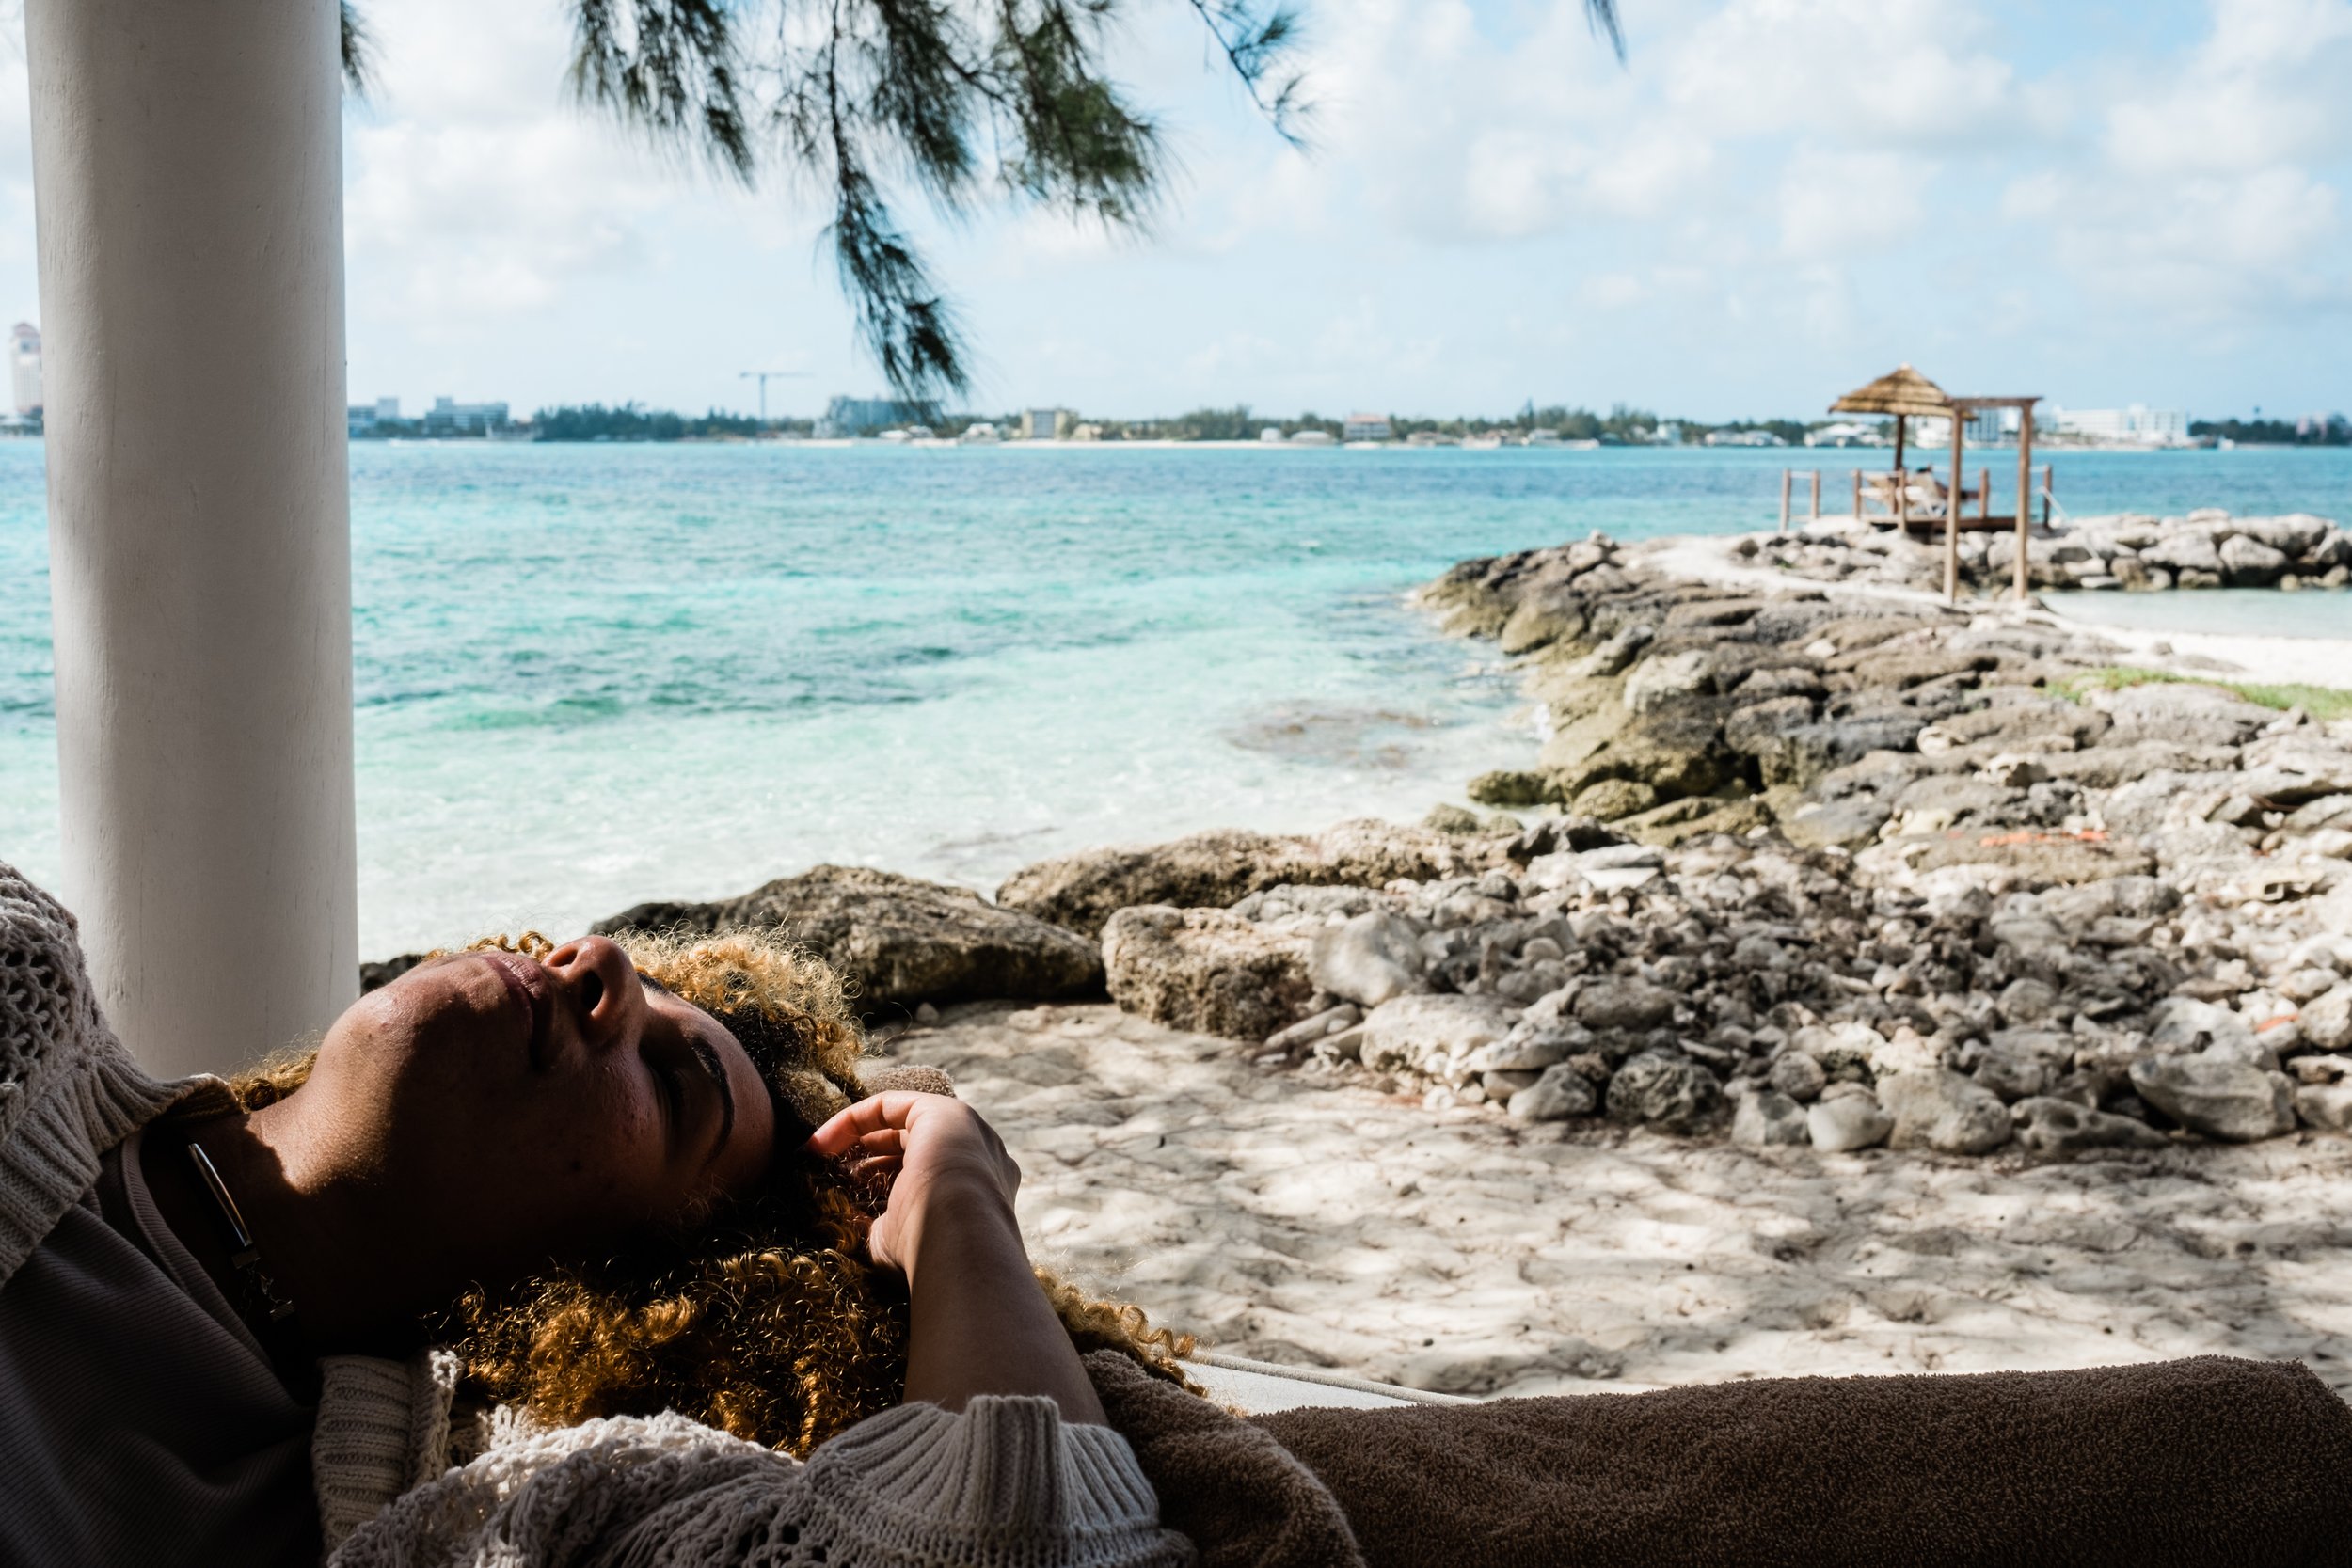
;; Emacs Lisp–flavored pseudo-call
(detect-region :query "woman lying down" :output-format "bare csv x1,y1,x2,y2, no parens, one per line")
0,863,1193,1566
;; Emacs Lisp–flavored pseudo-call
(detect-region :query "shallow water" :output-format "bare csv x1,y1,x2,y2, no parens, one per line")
2042,586,2352,641
2,439,2348,954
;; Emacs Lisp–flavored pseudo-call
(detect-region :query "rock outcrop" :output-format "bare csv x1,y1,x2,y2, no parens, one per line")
1100,905,1314,1042
592,864,1104,1012
1069,522,2352,1157
1713,510,2352,596
997,820,1500,938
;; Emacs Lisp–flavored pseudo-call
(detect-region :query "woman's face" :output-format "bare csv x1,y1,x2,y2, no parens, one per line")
293,936,778,1288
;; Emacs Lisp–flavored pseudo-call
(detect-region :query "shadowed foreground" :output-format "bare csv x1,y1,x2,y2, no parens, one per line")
890,1001,2352,1399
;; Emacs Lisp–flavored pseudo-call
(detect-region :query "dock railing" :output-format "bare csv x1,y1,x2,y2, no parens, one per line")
1784,462,2058,533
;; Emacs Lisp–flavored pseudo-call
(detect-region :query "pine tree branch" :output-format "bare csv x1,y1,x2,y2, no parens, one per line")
341,0,376,98
1182,1,1308,144
1584,0,1627,63
331,0,1629,402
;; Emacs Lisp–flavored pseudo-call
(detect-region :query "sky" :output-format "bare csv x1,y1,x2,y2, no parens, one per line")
0,0,2347,422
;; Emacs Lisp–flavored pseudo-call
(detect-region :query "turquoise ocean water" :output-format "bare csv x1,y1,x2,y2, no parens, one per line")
3,440,2348,956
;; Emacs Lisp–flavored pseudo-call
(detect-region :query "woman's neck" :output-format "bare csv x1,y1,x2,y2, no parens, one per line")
141,1106,430,1358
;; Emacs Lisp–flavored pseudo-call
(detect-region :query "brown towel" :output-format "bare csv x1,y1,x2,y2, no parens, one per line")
1096,1353,2352,1568
1087,1353,1365,1568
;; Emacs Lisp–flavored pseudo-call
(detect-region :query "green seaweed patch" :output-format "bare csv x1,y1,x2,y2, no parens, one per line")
2046,665,2352,721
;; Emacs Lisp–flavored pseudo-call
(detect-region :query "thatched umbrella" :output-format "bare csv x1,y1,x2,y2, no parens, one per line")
1828,366,2043,604
1832,364,1975,598
1829,363,1953,491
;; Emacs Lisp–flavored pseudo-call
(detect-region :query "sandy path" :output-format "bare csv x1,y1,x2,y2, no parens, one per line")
1643,530,2352,686
887,1002,2352,1400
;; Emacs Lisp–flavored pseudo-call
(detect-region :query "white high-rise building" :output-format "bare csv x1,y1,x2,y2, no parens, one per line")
2047,404,2188,445
8,324,41,416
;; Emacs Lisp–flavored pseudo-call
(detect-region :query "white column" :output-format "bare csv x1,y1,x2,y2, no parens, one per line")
27,0,357,1075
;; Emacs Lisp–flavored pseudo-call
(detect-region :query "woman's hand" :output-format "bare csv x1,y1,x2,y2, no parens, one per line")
804,1092,1021,1279
807,1092,1104,1421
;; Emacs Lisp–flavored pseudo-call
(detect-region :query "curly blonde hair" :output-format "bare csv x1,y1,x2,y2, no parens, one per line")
231,929,1194,1454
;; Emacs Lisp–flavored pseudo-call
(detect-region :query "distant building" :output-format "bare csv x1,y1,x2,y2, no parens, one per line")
1805,420,1884,448
957,421,1002,445
818,395,931,437
9,324,40,416
1650,422,1682,445
1259,427,1284,443
2296,411,2349,440
422,395,508,436
1525,429,1562,446
1288,429,1334,446
2048,404,2188,445
1963,406,2023,444
1343,412,1391,442
348,395,402,436
1703,428,1786,447
1020,407,1072,441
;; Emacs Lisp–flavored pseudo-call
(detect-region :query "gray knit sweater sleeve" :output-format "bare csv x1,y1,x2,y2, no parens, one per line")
0,863,183,1288
329,1400,1193,1568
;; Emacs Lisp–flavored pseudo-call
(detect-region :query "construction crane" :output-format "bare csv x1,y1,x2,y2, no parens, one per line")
739,370,812,424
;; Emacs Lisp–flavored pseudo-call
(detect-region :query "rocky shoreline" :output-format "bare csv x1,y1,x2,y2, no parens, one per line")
1286,526,2348,1155
367,524,2352,1164
1754,507,2350,596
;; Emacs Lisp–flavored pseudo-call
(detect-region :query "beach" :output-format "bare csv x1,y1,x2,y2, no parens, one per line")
577,499,2352,1402
896,999,2352,1398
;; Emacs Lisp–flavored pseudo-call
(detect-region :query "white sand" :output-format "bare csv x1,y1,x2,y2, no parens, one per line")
1641,531,2352,689
2035,619,2352,688
889,1002,2352,1400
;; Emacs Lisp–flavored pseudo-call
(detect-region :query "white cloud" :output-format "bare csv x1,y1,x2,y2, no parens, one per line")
1284,0,1674,243
1998,169,2064,221
2023,0,2352,324
1777,149,1927,257
991,206,1130,268
1577,272,1648,309
2102,0,2352,176
0,51,31,279
346,120,672,316
342,0,683,323
1665,0,2029,147
1308,295,1443,381
2050,166,2346,316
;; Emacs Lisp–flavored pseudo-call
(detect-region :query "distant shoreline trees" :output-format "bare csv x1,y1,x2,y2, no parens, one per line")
2190,417,2350,447
342,401,2348,448
460,402,1829,445
531,404,785,441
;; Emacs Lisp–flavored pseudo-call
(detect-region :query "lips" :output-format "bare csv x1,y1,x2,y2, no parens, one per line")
482,950,552,1069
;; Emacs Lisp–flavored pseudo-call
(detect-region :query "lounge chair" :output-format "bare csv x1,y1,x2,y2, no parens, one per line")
1103,1352,2352,1567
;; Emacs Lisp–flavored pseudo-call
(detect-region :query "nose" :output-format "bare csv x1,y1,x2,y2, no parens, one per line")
542,935,642,1055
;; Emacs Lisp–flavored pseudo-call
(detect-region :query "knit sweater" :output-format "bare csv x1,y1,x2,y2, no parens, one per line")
332,1400,1190,1568
0,863,191,1283
0,862,1190,1566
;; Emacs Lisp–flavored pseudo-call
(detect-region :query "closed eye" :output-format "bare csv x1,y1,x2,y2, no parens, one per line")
690,1036,736,1156
655,1057,686,1146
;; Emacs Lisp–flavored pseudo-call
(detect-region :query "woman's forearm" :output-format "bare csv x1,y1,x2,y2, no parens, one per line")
899,1188,1106,1424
